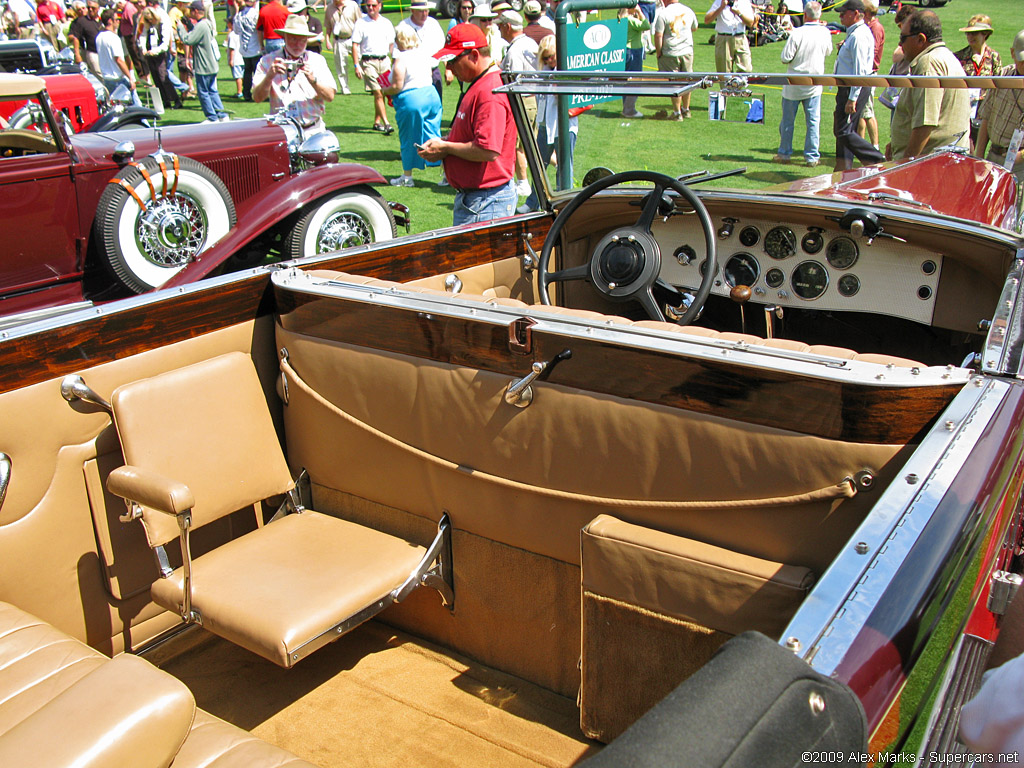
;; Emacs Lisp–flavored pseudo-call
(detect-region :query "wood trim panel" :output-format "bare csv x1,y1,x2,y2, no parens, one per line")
276,289,959,445
0,218,550,392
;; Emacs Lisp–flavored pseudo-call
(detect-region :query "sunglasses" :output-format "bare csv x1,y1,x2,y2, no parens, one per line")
899,32,918,43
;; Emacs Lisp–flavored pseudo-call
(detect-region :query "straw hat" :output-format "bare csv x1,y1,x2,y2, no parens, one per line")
959,16,993,34
275,14,318,36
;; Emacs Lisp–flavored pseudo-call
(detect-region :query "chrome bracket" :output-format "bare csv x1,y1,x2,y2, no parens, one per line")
60,374,112,412
988,570,1023,616
508,317,536,355
153,544,174,579
0,452,10,511
764,305,784,339
444,274,463,295
119,500,143,524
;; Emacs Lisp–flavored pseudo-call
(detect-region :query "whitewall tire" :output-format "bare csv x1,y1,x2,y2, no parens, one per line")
284,187,396,260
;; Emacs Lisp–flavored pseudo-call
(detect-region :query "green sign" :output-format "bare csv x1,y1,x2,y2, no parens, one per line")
562,19,627,108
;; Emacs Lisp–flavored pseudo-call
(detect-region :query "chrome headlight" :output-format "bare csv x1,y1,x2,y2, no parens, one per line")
297,131,339,166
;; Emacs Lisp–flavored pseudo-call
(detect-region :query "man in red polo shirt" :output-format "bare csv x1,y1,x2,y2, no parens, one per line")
418,23,517,226
257,0,289,53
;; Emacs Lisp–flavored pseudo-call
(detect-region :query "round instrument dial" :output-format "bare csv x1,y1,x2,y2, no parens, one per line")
791,261,829,300
724,253,760,288
837,274,861,297
801,230,824,255
765,268,785,288
826,237,859,270
764,226,797,260
739,226,760,247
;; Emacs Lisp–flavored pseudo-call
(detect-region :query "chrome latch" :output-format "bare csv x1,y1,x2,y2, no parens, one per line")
988,570,1023,616
444,274,463,294
522,233,538,273
278,347,290,404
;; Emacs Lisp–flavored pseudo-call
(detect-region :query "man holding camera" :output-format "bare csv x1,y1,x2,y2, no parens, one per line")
254,14,338,133
704,0,754,73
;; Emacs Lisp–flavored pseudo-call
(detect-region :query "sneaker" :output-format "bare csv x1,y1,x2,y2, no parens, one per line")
219,115,230,122
389,176,414,187
372,123,385,132
382,124,394,135
772,154,791,164
622,110,643,118
341,85,351,95
671,111,684,121
515,179,531,197
804,159,820,167
680,109,691,119
234,93,244,100
437,176,450,188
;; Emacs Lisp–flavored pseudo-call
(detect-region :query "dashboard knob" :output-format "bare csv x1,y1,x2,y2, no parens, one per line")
730,285,752,304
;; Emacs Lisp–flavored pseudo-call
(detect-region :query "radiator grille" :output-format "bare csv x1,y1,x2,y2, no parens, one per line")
204,154,261,205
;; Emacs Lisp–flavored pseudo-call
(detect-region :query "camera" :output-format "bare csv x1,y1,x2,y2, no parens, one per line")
283,59,301,75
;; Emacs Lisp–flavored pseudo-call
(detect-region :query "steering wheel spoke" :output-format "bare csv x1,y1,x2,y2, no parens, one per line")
635,183,668,233
637,288,665,322
548,264,590,283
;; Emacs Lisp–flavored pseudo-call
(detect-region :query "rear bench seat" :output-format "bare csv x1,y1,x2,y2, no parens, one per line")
306,270,922,368
0,602,315,768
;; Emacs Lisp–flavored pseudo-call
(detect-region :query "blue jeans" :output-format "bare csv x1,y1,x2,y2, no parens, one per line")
778,94,821,162
102,76,142,107
622,47,644,115
264,38,284,54
453,181,517,226
195,73,227,121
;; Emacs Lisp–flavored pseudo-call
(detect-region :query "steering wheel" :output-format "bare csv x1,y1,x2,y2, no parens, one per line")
537,170,717,325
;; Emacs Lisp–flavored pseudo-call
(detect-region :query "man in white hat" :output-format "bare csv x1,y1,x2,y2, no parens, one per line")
470,4,505,61
397,0,444,98
254,13,338,133
976,30,1024,181
351,0,396,133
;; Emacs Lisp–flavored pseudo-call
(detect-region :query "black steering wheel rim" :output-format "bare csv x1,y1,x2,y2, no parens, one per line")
537,170,718,326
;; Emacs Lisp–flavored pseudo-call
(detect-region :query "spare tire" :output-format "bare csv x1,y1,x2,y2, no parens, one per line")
93,156,236,293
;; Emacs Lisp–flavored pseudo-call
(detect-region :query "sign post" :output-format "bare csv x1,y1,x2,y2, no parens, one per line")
554,0,635,191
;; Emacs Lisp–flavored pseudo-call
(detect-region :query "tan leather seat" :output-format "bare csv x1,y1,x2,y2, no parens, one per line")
106,352,452,668
0,602,316,768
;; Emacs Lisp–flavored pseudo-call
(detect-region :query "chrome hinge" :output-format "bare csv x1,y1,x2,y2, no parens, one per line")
508,317,536,355
988,570,1023,615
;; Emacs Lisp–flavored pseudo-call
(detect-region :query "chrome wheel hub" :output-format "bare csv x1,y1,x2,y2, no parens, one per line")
136,195,206,267
316,211,372,253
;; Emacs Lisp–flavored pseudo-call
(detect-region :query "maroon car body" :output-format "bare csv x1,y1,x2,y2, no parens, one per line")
0,73,402,322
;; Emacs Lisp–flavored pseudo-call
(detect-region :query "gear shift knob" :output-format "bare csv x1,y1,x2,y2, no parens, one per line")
730,285,751,304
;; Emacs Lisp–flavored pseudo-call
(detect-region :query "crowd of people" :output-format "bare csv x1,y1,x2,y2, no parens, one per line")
3,0,1024,219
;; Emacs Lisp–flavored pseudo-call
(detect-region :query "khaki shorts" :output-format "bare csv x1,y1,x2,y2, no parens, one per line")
714,33,751,74
656,52,693,73
862,87,875,120
360,57,389,92
517,95,537,152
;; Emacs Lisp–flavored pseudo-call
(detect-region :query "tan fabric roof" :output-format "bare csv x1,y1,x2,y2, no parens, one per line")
0,74,47,98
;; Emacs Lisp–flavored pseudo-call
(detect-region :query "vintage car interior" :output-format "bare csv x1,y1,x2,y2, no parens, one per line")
0,89,1020,763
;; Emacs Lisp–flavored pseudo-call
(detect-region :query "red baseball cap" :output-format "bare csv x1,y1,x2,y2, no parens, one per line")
434,23,488,61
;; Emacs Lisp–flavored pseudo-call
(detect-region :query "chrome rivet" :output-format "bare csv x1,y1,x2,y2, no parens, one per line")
906,473,919,484
809,692,826,715
627,235,636,242
785,637,802,652
910,367,920,375
610,235,619,242
855,541,870,555
945,420,955,431
608,282,617,290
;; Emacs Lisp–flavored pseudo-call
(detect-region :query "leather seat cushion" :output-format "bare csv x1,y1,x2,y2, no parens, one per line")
151,511,428,667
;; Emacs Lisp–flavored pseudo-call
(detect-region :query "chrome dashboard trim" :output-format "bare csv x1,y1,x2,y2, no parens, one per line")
982,251,1024,378
780,375,1009,672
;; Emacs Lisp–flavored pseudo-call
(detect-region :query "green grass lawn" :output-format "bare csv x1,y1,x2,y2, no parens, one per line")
154,0,1022,234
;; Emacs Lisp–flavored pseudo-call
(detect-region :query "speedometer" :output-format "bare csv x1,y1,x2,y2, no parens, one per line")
724,253,760,288
764,226,797,260
791,261,829,300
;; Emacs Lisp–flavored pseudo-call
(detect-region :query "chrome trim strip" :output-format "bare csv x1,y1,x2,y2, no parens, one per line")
781,376,1009,672
982,251,1024,377
274,269,972,388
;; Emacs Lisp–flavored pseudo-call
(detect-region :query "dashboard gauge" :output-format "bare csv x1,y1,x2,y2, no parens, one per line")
825,237,859,270
724,253,760,288
765,268,785,288
764,226,797,260
837,274,861,297
739,226,760,247
674,244,697,265
801,229,824,255
791,261,829,300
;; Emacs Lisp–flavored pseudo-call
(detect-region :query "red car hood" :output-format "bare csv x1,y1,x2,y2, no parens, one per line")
778,152,1019,230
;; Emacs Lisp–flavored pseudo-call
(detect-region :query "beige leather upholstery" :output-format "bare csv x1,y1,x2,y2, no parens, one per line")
582,514,814,638
303,270,924,368
0,601,317,768
109,351,434,668
111,352,295,548
150,512,426,667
